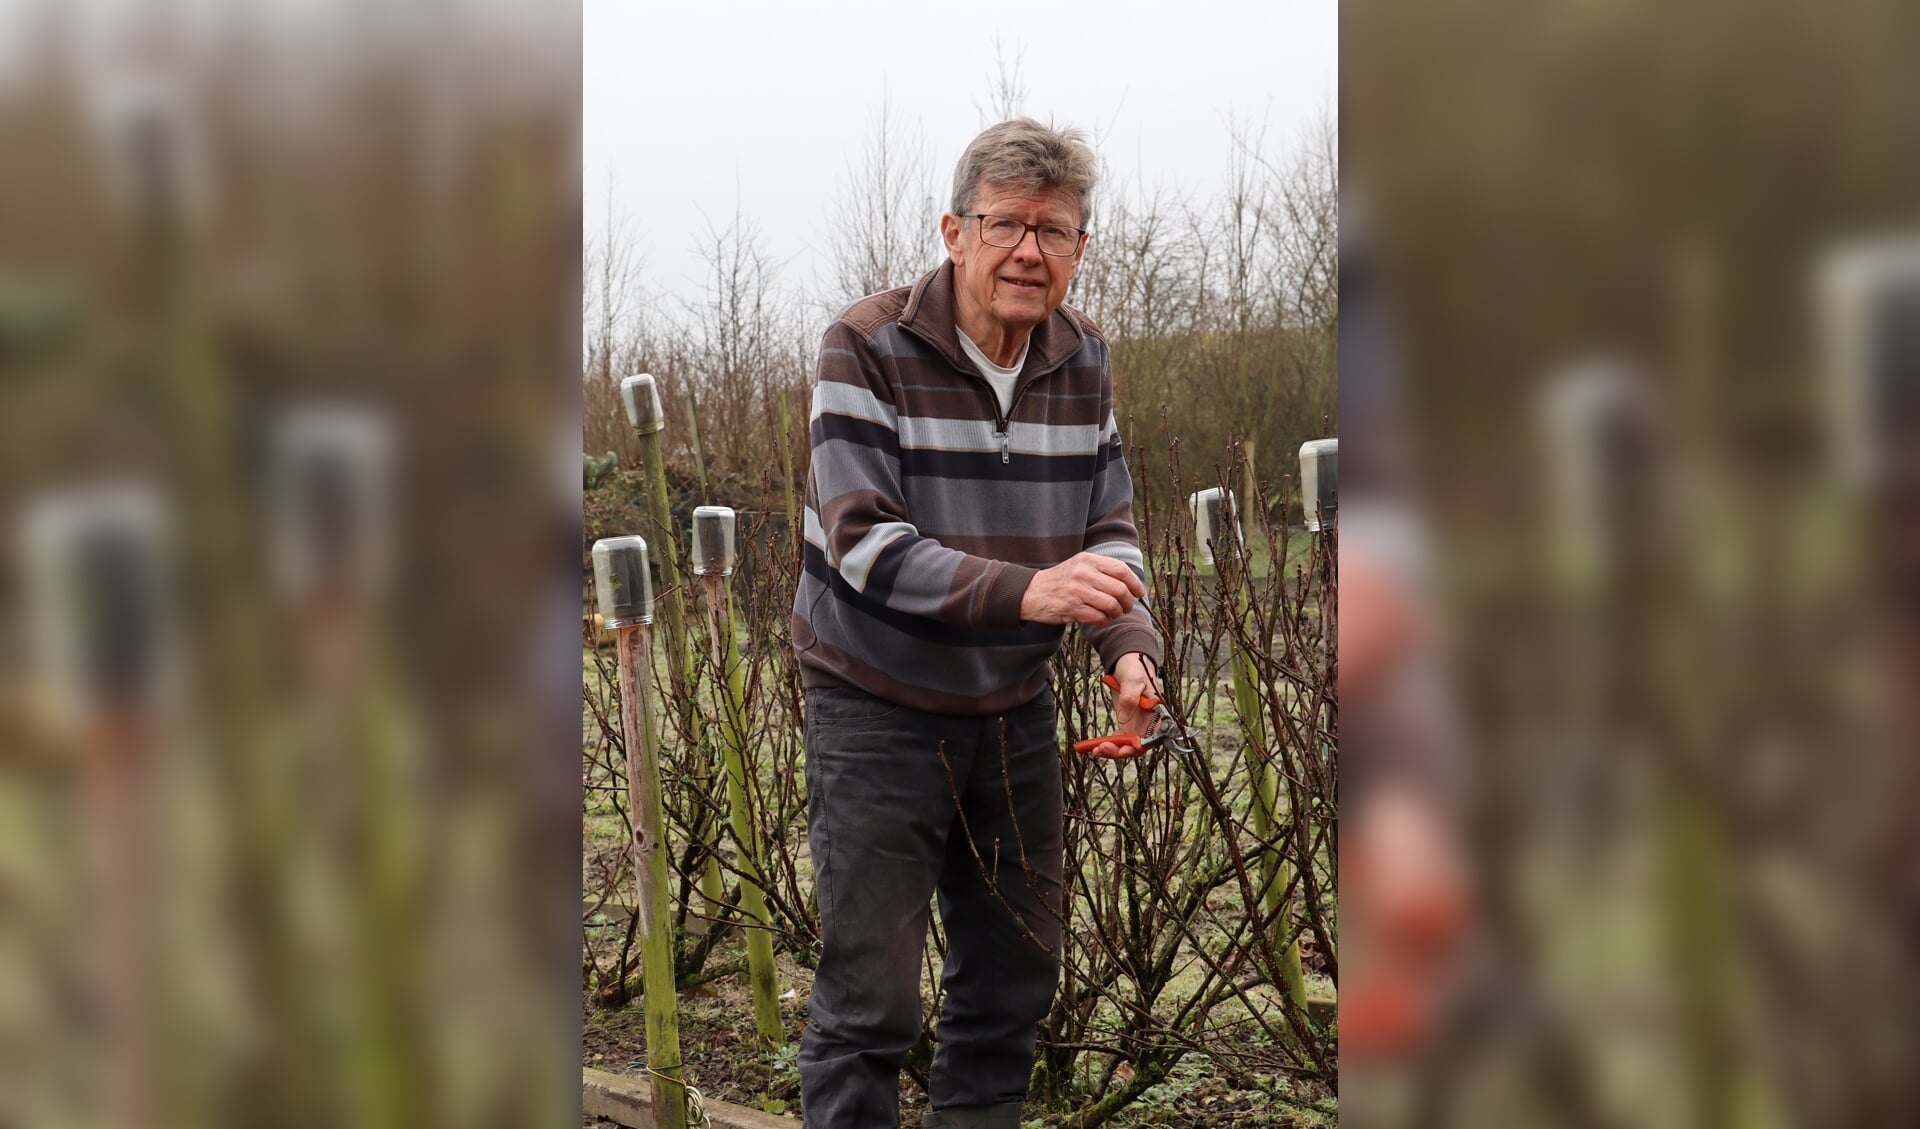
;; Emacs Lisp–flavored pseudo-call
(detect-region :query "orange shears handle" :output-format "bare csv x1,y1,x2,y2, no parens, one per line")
1100,673,1160,710
1076,674,1162,752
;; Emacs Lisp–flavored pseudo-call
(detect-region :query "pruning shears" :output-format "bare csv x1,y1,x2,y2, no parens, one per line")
1071,674,1199,756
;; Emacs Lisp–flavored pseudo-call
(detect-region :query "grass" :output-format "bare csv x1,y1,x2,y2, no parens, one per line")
1180,524,1311,583
583,926,1333,1127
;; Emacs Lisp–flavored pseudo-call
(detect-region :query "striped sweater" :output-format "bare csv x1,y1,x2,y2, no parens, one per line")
792,261,1163,714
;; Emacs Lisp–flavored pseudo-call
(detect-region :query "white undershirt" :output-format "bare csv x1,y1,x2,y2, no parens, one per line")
956,328,1028,418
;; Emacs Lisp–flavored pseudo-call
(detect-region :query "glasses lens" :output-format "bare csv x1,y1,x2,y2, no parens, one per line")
1037,227,1079,256
978,216,1023,247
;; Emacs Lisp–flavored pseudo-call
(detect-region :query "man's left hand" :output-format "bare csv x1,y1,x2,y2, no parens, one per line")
1080,651,1161,760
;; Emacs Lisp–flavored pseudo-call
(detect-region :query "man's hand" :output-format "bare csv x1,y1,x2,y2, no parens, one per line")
1020,552,1146,625
1078,651,1160,760
1340,545,1425,704
1342,785,1468,1057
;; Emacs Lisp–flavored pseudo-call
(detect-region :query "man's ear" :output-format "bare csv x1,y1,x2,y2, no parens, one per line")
940,213,965,263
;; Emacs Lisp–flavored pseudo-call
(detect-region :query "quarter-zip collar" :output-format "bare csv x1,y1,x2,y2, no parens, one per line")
897,260,1087,412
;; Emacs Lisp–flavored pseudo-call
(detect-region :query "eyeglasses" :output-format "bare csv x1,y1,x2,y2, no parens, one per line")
964,214,1087,257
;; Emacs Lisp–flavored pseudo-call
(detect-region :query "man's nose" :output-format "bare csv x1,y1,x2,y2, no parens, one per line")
1011,228,1045,262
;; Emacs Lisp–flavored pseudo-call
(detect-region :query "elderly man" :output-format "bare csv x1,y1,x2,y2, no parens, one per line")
791,118,1163,1128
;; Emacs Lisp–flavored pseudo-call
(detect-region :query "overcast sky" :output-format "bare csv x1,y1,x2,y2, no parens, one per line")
584,0,1336,305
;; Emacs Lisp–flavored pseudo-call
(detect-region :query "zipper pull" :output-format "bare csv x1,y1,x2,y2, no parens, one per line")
1000,430,1010,464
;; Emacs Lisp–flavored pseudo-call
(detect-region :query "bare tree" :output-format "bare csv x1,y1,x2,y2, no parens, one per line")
974,34,1028,126
1259,103,1338,331
584,174,646,384
583,177,678,467
682,206,812,483
1074,183,1193,342
1220,114,1279,334
823,92,942,310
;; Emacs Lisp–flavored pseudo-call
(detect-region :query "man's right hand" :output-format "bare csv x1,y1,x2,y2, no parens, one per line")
1020,552,1146,625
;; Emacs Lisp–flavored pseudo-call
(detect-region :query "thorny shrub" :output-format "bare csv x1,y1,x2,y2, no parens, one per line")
582,440,1337,1124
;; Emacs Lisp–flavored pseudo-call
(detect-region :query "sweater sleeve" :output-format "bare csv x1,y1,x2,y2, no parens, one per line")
805,320,1037,629
1076,403,1166,672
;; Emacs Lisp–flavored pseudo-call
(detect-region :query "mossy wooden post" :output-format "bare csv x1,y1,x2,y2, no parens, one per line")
777,390,800,554
621,375,727,925
592,537,689,1129
690,507,787,1046
684,388,712,504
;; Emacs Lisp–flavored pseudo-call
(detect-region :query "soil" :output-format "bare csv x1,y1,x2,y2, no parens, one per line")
581,940,1328,1127
582,946,933,1126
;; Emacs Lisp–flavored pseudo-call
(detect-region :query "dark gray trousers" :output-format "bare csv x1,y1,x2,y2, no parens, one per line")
797,685,1065,1129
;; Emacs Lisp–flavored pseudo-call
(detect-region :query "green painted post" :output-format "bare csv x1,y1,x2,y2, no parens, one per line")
684,388,712,504
620,376,697,694
717,583,786,1045
692,507,786,1046
621,375,727,925
1196,473,1310,1026
777,390,800,558
1234,642,1309,1019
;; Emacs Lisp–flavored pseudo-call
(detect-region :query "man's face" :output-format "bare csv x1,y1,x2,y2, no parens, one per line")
941,180,1085,340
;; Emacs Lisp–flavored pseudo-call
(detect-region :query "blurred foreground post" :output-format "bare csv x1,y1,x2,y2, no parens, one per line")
270,404,429,1129
690,506,786,1047
22,486,173,1129
113,73,305,1127
592,536,689,1129
1543,359,1750,1129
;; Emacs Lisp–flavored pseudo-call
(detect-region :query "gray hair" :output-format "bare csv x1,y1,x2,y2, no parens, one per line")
949,117,1098,229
